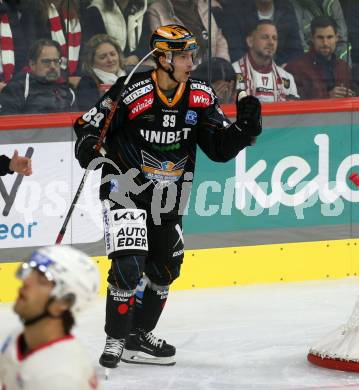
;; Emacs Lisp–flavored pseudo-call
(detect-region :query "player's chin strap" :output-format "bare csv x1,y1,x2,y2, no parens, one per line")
22,297,63,327
166,65,179,84
158,62,179,84
158,52,179,84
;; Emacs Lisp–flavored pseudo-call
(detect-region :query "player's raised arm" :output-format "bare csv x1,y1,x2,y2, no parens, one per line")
197,90,262,162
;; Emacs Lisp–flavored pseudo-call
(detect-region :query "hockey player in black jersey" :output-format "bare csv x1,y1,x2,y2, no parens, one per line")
74,24,262,370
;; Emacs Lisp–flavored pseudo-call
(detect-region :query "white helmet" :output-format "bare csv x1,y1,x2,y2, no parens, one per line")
17,245,100,314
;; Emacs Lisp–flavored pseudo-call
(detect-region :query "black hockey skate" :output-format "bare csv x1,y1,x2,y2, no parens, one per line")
122,329,176,366
99,336,125,369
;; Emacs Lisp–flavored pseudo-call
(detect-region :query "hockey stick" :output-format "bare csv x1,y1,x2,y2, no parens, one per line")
55,49,157,244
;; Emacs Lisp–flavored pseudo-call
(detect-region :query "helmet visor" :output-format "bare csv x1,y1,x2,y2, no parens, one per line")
171,48,200,65
16,252,55,282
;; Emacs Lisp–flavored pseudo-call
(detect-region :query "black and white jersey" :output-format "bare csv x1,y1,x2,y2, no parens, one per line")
74,70,252,218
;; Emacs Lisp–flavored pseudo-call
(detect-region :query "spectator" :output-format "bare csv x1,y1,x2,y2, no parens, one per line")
221,0,303,66
76,34,126,111
21,0,82,83
286,16,353,99
290,0,350,63
233,20,299,102
192,56,236,103
0,39,77,115
0,245,99,390
82,0,147,67
145,0,230,64
0,0,31,90
0,149,32,176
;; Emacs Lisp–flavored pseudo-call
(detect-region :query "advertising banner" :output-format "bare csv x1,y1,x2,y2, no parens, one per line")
0,142,103,249
184,122,359,234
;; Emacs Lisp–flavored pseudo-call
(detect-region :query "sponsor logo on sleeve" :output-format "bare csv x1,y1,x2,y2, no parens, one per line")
128,92,154,119
123,84,154,104
189,90,212,107
190,82,213,95
126,78,151,92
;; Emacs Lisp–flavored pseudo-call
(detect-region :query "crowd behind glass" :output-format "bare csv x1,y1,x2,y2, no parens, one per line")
0,0,357,115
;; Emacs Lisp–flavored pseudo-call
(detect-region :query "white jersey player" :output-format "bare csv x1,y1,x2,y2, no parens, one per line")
0,245,100,390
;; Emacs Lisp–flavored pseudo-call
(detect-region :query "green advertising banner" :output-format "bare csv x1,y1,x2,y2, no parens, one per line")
184,122,359,237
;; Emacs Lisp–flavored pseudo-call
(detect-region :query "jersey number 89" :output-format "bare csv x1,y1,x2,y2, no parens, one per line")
163,114,176,128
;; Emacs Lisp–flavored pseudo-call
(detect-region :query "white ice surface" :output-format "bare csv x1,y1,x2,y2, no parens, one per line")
2,279,359,390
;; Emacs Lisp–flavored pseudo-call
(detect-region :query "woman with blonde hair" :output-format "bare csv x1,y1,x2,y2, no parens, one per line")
76,33,126,111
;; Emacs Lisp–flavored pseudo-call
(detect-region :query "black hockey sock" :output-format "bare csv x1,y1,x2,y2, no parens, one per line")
105,284,135,339
133,283,169,332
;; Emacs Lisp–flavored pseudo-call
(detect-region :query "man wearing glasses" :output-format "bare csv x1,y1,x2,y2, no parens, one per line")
0,39,77,115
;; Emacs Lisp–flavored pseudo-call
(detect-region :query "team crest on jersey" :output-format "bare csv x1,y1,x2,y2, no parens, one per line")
283,78,290,89
236,73,245,83
128,92,154,119
141,150,187,189
185,110,197,125
100,97,115,111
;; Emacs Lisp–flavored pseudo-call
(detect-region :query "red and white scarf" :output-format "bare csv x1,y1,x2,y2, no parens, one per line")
48,3,81,75
0,1,15,82
236,54,287,102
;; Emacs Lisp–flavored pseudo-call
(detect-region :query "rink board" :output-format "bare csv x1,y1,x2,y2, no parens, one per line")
1,238,359,302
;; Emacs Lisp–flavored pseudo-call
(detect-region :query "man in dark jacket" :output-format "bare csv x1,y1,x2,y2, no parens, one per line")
0,150,32,176
221,0,303,65
286,15,354,99
0,39,76,115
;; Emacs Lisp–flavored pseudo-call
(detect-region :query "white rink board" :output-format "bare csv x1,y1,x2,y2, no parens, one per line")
0,142,103,249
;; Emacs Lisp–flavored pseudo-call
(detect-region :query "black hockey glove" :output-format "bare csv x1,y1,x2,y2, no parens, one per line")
75,135,106,169
235,93,262,137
